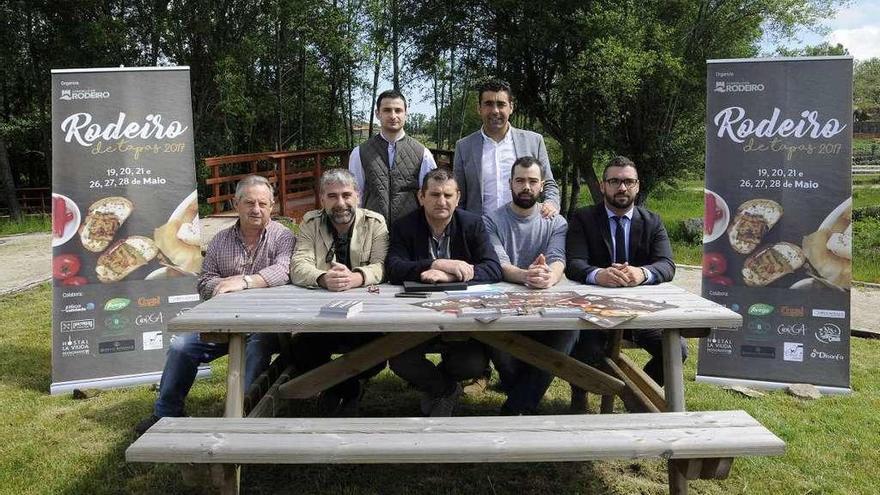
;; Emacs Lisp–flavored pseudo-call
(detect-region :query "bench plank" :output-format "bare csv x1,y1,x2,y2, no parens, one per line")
127,411,784,465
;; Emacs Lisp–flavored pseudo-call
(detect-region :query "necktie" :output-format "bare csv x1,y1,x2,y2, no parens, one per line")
613,216,626,263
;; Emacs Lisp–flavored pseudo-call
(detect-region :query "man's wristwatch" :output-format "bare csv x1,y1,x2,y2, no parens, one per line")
640,267,650,284
243,275,253,289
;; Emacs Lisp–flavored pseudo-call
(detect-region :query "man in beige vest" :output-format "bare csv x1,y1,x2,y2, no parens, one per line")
349,89,436,226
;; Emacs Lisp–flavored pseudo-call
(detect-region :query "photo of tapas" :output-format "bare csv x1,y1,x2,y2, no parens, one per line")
80,196,133,252
152,190,203,276
703,189,729,244
801,197,852,289
96,236,158,283
51,193,81,247
727,198,782,254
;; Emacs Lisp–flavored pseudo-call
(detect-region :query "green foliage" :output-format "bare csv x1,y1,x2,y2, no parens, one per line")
0,214,51,236
854,58,880,121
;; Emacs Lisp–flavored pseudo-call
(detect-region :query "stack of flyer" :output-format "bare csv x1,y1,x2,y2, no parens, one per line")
319,300,364,318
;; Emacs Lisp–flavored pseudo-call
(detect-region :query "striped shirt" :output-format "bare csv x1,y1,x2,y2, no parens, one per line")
197,220,295,299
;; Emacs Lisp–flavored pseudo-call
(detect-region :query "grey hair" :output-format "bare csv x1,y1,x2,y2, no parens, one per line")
234,175,274,201
319,168,358,194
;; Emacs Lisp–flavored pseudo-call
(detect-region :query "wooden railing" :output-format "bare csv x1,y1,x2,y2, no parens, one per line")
2,187,52,215
204,147,455,221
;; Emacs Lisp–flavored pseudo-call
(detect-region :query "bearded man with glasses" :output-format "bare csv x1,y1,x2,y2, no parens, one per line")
289,168,389,416
564,156,684,413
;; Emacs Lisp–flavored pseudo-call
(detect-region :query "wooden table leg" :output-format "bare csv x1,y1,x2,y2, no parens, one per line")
600,329,624,414
221,333,246,495
662,328,687,494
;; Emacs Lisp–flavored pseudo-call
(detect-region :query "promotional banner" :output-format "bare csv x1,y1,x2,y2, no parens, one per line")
697,57,853,394
50,67,205,394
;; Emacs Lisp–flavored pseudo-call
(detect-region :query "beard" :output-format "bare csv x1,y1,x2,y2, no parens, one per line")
512,191,538,209
605,191,635,210
329,205,354,225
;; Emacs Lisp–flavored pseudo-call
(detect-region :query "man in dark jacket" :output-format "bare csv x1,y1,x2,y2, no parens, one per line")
387,168,502,416
565,156,682,412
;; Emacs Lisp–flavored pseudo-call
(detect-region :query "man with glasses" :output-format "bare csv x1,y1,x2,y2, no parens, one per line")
290,168,389,415
386,168,502,416
565,156,681,412
135,175,294,436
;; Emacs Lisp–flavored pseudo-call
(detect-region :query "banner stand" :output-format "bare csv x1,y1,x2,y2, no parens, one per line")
50,366,210,395
695,375,851,396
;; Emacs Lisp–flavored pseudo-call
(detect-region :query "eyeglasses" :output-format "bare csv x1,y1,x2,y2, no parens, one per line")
604,178,639,189
325,243,336,264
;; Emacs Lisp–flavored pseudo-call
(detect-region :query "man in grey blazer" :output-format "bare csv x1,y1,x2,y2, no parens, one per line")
453,79,560,218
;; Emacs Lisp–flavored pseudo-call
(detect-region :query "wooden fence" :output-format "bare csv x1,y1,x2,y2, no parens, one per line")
204,148,454,220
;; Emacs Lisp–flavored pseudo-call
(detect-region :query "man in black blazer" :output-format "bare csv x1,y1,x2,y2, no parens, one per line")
387,168,502,416
565,156,684,411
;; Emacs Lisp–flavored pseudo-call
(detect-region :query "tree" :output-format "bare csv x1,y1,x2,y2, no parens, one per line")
854,58,880,121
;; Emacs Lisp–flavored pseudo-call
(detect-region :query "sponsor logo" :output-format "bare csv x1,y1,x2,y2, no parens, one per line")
137,296,161,308
748,303,774,316
812,309,845,319
142,331,163,351
174,307,193,318
779,305,805,317
745,320,773,341
61,302,95,314
99,339,135,354
60,318,95,333
62,291,83,298
713,81,765,93
135,312,164,326
104,314,130,333
815,323,842,344
729,303,741,313
783,342,804,362
706,333,734,356
741,345,775,359
810,348,845,361
61,336,90,357
104,298,131,312
777,322,806,337
168,293,200,304
59,88,110,100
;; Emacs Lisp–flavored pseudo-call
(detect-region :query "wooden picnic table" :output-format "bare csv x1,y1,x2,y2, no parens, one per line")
162,280,743,494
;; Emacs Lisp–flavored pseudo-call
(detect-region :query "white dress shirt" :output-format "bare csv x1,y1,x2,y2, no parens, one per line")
349,131,437,206
479,127,516,213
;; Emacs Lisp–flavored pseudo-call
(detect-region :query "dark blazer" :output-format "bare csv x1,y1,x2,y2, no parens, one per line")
387,207,502,284
565,204,675,284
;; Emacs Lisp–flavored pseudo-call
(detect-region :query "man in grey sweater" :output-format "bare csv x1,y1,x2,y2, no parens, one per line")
483,156,578,415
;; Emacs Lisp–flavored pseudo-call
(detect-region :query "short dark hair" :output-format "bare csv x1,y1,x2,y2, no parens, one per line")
477,78,513,103
602,156,638,180
510,156,543,179
376,89,407,110
420,167,457,192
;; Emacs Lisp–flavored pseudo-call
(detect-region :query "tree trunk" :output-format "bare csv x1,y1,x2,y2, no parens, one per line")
444,49,456,149
391,0,400,90
368,50,382,137
0,137,23,221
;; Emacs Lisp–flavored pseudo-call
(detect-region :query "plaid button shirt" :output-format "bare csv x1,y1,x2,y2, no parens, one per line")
197,220,295,299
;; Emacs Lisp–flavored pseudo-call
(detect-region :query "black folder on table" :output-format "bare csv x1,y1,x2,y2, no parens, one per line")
403,281,468,292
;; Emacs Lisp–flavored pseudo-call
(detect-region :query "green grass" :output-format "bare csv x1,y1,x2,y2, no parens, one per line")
2,284,880,494
0,214,51,236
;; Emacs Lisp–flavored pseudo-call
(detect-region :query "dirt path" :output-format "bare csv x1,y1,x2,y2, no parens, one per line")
0,232,51,296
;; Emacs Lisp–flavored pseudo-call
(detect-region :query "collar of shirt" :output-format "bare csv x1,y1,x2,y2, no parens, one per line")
234,220,269,246
379,130,406,144
604,205,634,221
479,126,513,145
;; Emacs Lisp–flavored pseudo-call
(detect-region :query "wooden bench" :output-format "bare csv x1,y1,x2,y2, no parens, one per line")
126,410,784,494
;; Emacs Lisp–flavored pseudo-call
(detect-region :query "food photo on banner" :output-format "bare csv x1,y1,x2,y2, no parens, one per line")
50,67,206,394
697,56,853,394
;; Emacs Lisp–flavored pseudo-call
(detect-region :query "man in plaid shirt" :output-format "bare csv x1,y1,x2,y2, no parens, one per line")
135,175,294,436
